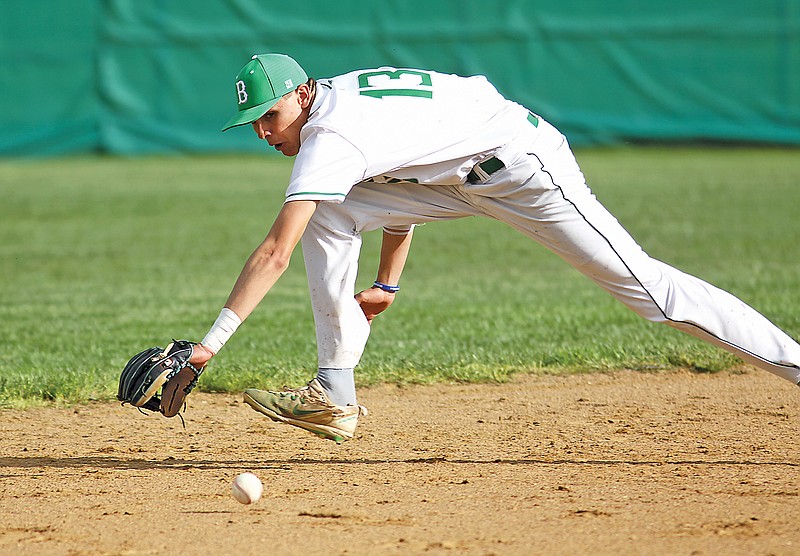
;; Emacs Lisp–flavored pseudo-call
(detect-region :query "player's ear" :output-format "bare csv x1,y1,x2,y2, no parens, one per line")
296,82,313,108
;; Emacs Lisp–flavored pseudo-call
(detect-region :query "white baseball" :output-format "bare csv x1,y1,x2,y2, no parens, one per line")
231,472,263,505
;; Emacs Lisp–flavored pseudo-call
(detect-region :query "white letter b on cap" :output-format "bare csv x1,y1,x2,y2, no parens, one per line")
236,80,248,104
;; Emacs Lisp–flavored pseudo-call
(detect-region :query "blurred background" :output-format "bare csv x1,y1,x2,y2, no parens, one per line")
2,0,798,157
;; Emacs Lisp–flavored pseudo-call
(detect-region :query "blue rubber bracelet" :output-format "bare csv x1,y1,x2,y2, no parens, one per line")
373,281,400,293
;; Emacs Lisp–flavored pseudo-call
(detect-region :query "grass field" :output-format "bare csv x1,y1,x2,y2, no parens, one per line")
1,147,798,407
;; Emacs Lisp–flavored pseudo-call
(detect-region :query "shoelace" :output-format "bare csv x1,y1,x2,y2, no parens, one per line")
276,382,328,406
273,381,367,416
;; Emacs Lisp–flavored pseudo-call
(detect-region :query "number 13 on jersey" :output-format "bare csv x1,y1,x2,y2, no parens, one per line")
357,69,433,99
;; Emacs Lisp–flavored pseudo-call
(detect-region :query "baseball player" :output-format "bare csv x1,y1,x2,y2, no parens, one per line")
187,53,800,443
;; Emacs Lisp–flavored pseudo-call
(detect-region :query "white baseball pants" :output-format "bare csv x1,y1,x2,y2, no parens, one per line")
301,119,800,385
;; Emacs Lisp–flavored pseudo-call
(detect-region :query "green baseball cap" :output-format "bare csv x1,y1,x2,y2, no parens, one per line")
221,53,308,132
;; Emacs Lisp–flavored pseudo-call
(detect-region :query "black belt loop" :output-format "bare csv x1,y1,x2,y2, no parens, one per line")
467,157,505,184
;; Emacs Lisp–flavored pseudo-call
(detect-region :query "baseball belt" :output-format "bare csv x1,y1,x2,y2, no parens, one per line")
466,112,540,184
467,157,505,184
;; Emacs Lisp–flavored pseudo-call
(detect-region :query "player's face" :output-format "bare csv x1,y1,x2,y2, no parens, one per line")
251,85,311,157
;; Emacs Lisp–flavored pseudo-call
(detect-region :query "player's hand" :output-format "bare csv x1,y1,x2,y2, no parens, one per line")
355,287,396,323
189,343,215,368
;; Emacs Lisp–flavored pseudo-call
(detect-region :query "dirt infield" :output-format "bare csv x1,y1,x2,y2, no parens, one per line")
1,368,798,556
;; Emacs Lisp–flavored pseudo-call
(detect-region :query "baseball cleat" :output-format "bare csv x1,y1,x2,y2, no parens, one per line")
243,378,367,443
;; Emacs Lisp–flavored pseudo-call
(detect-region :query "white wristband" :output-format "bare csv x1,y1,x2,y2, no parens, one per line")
201,308,242,354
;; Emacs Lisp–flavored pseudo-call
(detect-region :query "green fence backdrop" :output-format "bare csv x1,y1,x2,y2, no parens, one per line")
1,1,798,155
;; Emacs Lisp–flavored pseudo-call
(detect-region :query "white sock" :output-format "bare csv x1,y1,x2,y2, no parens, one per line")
315,368,357,406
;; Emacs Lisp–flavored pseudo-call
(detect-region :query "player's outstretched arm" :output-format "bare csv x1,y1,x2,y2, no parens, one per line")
192,200,319,366
356,227,414,323
224,200,319,320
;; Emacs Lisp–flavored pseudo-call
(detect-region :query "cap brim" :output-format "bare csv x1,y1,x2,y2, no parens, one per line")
221,99,280,132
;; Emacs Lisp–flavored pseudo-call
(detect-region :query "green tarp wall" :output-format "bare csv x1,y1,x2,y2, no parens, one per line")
2,1,798,155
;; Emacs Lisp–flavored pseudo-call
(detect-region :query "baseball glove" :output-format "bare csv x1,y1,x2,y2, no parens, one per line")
118,340,205,419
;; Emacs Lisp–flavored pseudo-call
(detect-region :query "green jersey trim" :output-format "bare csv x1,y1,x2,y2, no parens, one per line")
286,191,347,200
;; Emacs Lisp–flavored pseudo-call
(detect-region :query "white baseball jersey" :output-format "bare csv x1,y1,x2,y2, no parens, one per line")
285,67,534,203
284,67,800,388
